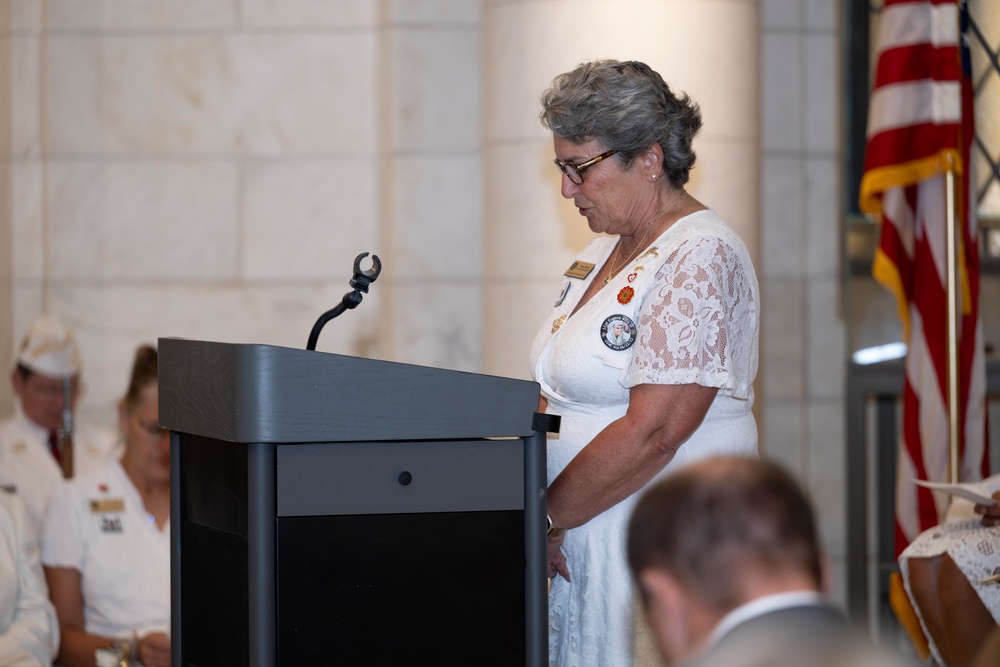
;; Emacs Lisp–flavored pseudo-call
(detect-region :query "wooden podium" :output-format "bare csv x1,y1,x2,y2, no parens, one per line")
159,338,551,667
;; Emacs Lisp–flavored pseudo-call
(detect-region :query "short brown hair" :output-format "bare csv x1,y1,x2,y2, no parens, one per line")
627,457,822,611
122,345,158,412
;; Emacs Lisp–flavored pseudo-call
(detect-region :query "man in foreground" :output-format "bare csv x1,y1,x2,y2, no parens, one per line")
627,456,914,667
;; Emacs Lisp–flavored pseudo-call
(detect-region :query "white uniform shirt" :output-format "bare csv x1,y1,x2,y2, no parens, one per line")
0,491,59,667
40,459,170,641
0,407,120,541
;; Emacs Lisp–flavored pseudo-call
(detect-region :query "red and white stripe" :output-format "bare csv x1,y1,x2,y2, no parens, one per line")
860,0,987,554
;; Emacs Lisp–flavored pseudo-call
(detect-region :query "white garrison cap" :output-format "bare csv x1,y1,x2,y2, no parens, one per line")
16,316,82,377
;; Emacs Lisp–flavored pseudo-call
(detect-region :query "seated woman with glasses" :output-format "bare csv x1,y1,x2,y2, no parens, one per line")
41,345,171,667
530,60,760,666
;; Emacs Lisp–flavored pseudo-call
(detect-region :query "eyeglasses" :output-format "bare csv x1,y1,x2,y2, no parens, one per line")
24,377,84,402
553,149,619,185
136,417,168,439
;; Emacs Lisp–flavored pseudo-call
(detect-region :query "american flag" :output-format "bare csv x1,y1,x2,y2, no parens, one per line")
859,0,987,555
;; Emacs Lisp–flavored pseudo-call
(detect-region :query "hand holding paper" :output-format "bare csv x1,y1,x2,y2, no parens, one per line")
913,473,1000,506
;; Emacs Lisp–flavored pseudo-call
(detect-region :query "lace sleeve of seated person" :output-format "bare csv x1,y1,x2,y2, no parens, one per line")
628,231,758,398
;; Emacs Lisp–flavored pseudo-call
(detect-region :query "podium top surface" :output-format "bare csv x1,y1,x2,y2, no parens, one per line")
157,338,541,443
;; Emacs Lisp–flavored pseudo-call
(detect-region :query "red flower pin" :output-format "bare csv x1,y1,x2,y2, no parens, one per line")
617,286,635,304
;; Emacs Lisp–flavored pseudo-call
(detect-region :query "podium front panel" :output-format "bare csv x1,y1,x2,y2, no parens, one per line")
275,439,526,664
176,434,539,666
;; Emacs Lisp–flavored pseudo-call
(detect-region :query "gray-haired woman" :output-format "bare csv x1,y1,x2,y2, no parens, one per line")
528,60,760,666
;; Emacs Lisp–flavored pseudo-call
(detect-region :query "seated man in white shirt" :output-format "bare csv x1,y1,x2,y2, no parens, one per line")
0,490,59,667
627,456,915,667
0,316,118,539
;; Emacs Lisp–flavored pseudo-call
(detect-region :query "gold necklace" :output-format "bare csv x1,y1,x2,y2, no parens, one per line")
603,189,685,285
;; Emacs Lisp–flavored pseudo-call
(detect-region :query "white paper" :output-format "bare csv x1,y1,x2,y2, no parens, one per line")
914,473,1000,506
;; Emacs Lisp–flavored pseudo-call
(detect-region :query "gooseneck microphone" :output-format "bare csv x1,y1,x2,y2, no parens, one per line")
306,252,382,351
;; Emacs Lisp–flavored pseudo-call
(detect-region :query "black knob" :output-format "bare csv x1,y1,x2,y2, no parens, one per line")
398,471,412,486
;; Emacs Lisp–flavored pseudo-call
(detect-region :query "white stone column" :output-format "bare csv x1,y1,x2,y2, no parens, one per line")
482,0,760,378
0,7,12,415
375,2,484,372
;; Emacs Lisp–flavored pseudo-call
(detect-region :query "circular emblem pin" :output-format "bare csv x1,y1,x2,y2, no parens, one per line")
617,286,634,304
601,314,636,351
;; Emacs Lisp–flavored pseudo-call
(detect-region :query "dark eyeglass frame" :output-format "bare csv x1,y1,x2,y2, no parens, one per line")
553,149,619,184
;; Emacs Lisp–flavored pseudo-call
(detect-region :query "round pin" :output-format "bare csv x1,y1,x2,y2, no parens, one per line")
617,286,635,304
601,314,636,351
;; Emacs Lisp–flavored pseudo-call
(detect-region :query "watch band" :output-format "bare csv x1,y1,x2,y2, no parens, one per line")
546,513,567,538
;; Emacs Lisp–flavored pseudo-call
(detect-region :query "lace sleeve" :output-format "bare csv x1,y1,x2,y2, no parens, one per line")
629,233,758,397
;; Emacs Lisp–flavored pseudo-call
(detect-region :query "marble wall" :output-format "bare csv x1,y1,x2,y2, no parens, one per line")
759,0,847,606
482,0,760,378
0,0,484,425
1,0,855,607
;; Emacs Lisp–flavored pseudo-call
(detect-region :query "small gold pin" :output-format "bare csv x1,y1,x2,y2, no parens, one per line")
564,261,596,279
552,314,567,333
90,498,126,513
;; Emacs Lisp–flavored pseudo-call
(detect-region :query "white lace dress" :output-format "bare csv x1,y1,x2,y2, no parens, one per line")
899,497,1000,666
529,209,760,667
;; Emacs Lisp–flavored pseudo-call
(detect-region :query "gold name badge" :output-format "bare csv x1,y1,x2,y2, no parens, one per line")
564,261,596,280
90,498,125,513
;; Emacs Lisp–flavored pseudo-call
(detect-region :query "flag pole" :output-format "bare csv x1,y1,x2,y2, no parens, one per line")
945,153,960,485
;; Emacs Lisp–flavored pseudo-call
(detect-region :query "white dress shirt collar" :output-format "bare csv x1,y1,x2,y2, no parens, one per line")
707,590,825,648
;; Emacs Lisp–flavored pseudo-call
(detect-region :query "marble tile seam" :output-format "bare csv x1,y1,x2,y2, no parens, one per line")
4,153,391,162
2,24,482,38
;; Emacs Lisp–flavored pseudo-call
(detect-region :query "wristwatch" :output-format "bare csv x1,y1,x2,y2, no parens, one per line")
546,513,567,538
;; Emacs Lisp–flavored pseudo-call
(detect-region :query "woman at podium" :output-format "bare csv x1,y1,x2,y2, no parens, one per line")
529,60,760,666
41,346,171,667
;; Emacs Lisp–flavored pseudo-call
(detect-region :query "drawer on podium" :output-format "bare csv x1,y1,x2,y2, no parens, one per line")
275,439,524,517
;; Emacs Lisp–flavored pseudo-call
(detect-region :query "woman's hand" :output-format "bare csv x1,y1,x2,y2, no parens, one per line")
548,533,570,582
137,631,171,667
975,492,1000,527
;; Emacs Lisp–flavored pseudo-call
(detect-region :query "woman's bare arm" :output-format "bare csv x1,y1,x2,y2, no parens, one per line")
546,382,718,530
44,566,114,667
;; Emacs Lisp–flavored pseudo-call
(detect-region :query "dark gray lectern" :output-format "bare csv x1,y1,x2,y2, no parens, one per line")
159,338,550,667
